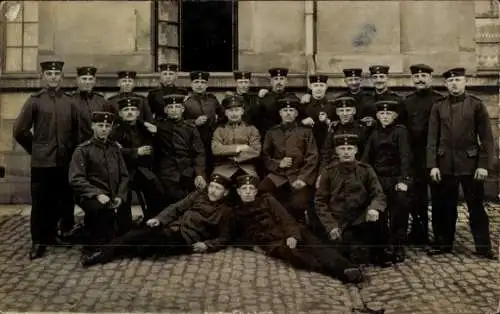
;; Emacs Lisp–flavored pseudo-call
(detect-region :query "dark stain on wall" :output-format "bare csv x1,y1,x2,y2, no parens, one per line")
352,23,377,47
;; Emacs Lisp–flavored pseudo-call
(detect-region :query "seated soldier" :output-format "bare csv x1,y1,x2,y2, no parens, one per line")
154,94,207,207
362,100,412,263
260,98,319,224
68,112,130,264
212,95,261,181
111,97,164,223
80,173,233,267
315,134,392,267
233,174,364,284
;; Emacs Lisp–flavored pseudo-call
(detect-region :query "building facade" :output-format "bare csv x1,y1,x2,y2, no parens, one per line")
0,0,499,203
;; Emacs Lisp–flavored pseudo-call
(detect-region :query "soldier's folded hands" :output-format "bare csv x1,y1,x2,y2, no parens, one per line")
97,194,110,205
366,209,379,222
286,237,297,249
474,168,488,180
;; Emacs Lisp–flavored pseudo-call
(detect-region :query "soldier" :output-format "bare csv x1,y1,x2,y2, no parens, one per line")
261,98,319,224
183,71,224,172
258,68,303,136
403,64,444,246
154,94,207,207
361,100,412,263
315,134,389,266
111,97,164,223
226,71,262,130
13,60,81,260
80,173,233,267
147,63,188,119
427,67,495,259
73,66,107,143
336,68,372,119
211,95,261,181
233,174,364,284
68,112,129,264
106,71,154,122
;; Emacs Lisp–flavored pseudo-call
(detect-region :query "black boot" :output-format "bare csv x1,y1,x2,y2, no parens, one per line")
81,250,112,267
29,244,46,260
341,267,365,284
393,246,406,264
474,249,496,260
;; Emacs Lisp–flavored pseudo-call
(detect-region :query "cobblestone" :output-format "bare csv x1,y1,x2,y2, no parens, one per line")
0,204,497,313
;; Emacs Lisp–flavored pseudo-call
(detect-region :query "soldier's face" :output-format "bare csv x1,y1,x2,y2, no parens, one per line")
445,76,466,95
165,103,184,120
371,74,388,90
412,73,432,90
160,70,177,85
271,76,287,92
225,107,244,123
237,184,258,203
119,106,139,122
191,79,207,93
335,145,357,162
344,77,361,91
207,182,228,202
118,78,135,93
76,75,96,92
42,70,63,88
376,110,398,127
310,82,327,99
236,79,250,94
279,107,298,123
336,107,356,124
92,122,113,140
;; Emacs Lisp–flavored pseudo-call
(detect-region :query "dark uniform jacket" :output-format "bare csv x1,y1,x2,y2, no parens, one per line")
303,96,336,151
183,92,224,148
69,138,129,202
72,90,107,143
315,161,386,231
364,89,404,121
13,88,81,168
403,88,444,174
106,92,154,122
147,84,188,118
362,123,412,183
321,121,367,167
263,123,319,187
154,118,206,183
233,193,302,252
259,91,302,135
155,190,232,252
427,93,494,175
335,89,372,120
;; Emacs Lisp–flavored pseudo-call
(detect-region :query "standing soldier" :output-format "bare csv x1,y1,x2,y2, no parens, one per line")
336,68,371,119
427,67,495,259
13,61,81,259
228,71,262,130
147,63,188,119
183,71,224,173
106,71,154,122
73,66,107,143
403,64,443,246
261,98,319,224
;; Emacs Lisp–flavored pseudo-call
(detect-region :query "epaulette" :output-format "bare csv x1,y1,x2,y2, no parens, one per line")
63,91,73,97
395,124,408,130
467,93,482,102
77,140,92,148
93,91,105,98
206,93,218,100
31,89,45,97
107,93,119,100
133,93,147,99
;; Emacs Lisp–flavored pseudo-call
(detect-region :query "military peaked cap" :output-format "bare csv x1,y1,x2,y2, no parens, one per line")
222,95,244,109
442,67,466,79
309,74,328,84
92,111,116,123
343,68,363,77
117,71,137,79
118,97,141,110
233,71,252,80
210,173,231,188
40,61,64,71
77,66,97,76
331,96,356,108
158,63,178,72
333,134,359,147
164,94,186,106
268,67,289,78
410,64,434,74
277,97,300,110
190,71,209,81
375,100,399,112
369,65,390,75
236,174,260,188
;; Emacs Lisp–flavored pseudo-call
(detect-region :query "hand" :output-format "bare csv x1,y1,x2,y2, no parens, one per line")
430,168,441,182
279,157,293,168
315,175,322,189
366,209,379,222
300,93,311,104
329,228,341,241
195,115,208,126
225,91,235,97
258,89,269,98
146,218,160,228
112,197,122,208
361,116,374,127
194,176,207,190
291,179,307,190
143,122,157,134
301,117,315,127
236,144,251,153
137,145,153,156
97,194,110,205
395,182,408,192
318,112,328,122
192,242,208,253
474,168,488,181
286,237,297,249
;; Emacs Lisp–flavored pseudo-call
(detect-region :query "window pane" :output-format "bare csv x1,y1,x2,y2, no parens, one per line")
5,48,22,72
23,1,39,22
23,23,38,46
158,0,179,22
158,47,179,65
158,22,178,47
22,48,38,72
6,23,22,46
3,2,23,22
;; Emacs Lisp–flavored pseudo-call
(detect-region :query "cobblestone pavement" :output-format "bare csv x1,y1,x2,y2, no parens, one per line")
0,204,498,314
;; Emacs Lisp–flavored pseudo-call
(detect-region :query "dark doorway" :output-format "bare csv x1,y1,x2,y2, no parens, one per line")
180,0,236,72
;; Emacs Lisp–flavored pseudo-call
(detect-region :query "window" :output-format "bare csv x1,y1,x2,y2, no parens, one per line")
154,0,238,72
1,1,39,73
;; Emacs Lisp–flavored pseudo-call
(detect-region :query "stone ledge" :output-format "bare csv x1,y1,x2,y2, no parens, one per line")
0,72,499,90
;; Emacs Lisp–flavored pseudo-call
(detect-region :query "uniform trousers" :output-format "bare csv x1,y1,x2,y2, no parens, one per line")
340,221,385,265
432,175,492,252
30,167,74,245
159,176,195,209
127,169,165,221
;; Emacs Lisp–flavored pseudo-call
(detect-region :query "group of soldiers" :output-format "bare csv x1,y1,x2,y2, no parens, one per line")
12,60,496,285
